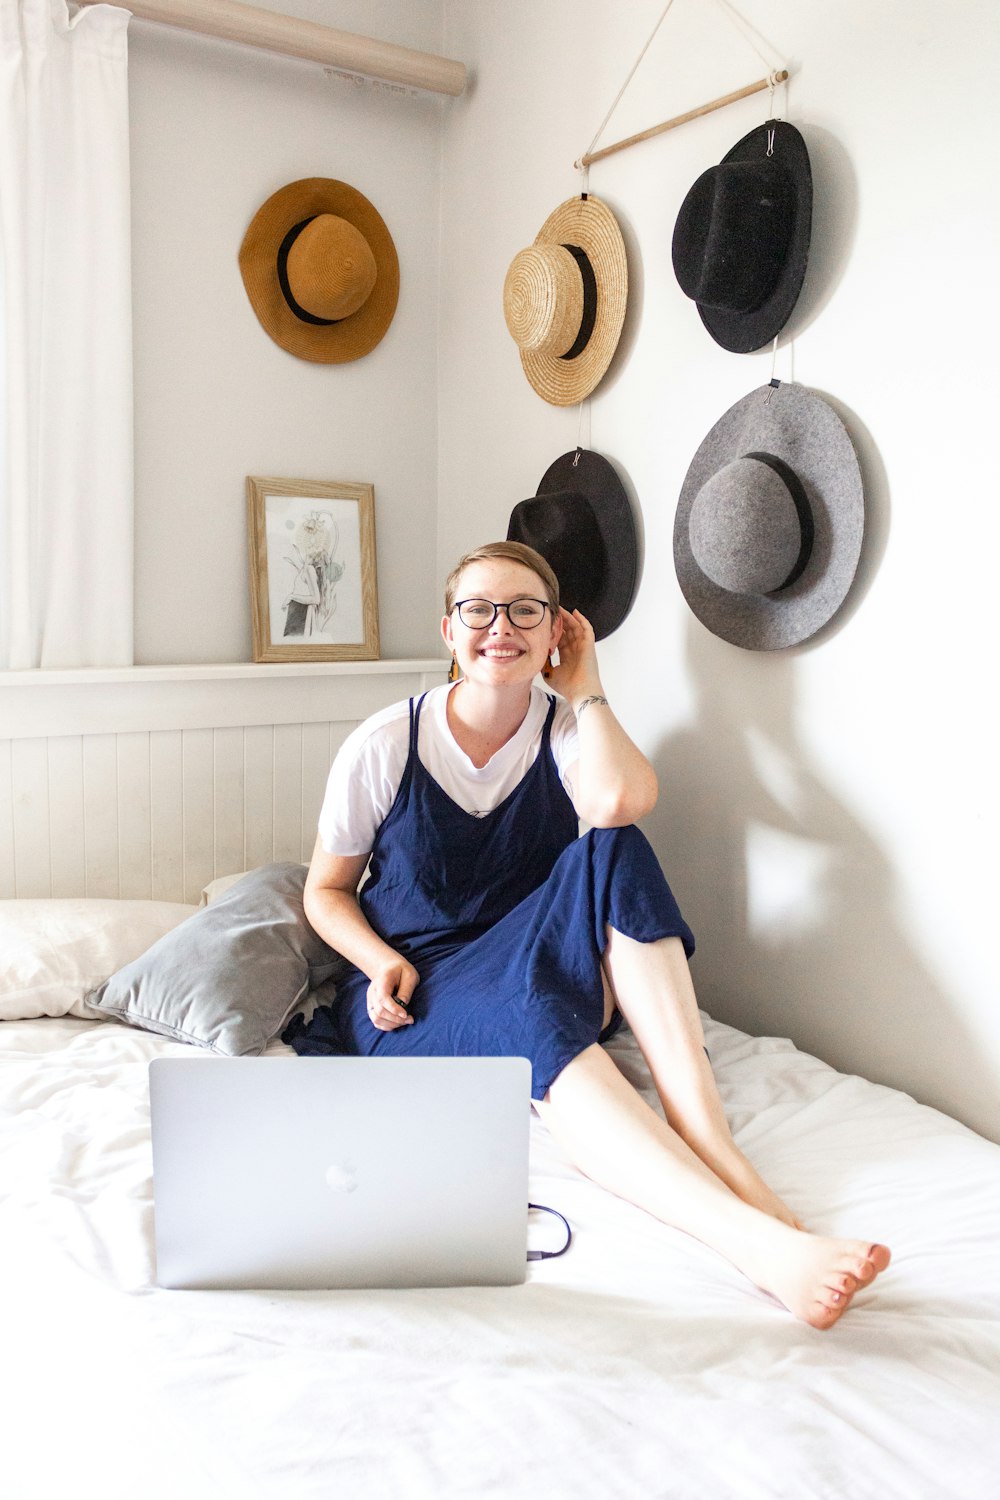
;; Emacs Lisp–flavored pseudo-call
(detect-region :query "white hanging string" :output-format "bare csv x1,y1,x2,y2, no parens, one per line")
578,0,678,190
764,334,781,402
708,0,786,118
575,396,592,455
576,0,790,186
707,0,779,74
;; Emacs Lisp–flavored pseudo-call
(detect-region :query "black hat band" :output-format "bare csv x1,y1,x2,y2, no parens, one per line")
276,217,343,327
559,245,598,361
747,452,815,593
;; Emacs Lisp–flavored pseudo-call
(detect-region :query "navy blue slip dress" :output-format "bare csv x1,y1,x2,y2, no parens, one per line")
284,692,695,1100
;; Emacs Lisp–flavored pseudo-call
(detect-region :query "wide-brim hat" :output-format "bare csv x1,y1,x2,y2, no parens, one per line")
674,383,864,650
503,196,628,406
507,449,638,639
672,121,811,354
239,178,399,364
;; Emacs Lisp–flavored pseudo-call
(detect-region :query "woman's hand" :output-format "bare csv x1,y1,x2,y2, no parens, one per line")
366,955,419,1031
546,607,604,706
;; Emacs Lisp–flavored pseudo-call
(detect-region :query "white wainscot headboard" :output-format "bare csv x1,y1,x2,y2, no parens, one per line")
0,660,444,903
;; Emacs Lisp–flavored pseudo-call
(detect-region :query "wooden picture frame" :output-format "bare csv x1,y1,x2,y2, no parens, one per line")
247,476,380,662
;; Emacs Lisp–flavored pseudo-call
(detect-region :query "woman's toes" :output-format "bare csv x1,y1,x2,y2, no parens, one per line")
829,1272,857,1296
848,1242,891,1286
808,1299,843,1330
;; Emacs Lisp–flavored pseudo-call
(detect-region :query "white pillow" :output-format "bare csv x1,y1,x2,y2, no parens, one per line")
199,872,251,907
0,899,198,1021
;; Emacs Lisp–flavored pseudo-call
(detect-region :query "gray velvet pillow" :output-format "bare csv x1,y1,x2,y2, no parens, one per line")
86,863,344,1055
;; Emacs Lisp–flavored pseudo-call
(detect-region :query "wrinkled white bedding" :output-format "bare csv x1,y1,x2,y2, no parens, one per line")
2,1012,998,1500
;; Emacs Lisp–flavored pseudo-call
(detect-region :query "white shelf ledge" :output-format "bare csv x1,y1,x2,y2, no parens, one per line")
0,658,445,688
0,659,447,738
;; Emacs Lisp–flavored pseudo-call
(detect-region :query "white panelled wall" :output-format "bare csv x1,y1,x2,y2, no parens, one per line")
0,664,441,903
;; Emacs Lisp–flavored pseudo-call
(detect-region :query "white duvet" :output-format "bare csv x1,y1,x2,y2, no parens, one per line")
2,1012,998,1500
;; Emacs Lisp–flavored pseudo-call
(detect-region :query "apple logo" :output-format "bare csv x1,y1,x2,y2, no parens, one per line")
324,1162,359,1194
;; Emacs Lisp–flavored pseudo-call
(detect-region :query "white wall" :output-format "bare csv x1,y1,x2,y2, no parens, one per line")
128,0,448,663
438,0,1000,1141
124,0,999,1141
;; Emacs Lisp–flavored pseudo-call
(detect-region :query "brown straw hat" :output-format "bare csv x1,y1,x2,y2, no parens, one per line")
239,178,399,364
503,195,628,406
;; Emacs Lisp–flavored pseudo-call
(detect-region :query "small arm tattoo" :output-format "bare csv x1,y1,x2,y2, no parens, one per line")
575,695,609,719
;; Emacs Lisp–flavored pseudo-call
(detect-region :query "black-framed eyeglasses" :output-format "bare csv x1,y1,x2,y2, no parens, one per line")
453,597,551,629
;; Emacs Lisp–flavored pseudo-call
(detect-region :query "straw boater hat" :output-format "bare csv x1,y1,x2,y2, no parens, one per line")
671,121,812,354
503,196,628,406
239,178,399,363
674,383,864,650
507,449,638,640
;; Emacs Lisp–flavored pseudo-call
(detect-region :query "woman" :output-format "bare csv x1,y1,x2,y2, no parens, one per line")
287,541,890,1329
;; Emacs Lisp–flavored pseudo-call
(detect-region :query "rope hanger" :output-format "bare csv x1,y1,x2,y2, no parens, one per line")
575,0,790,184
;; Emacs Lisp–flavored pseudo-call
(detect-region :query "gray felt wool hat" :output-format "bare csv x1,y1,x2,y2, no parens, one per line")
672,120,812,354
674,382,864,650
507,449,638,640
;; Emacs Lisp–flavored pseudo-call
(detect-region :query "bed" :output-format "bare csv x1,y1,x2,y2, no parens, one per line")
2,666,999,1499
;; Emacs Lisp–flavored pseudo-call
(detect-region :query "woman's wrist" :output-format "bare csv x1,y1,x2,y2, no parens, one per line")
571,690,610,716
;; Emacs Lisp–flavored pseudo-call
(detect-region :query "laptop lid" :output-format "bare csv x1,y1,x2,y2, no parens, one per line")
149,1055,532,1290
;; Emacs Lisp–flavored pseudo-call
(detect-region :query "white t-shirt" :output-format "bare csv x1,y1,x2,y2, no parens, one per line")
318,682,580,856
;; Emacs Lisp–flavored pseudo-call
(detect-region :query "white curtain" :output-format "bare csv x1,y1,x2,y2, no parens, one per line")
0,0,132,669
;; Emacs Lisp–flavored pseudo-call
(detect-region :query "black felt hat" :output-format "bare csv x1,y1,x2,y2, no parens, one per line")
672,120,812,354
507,449,638,640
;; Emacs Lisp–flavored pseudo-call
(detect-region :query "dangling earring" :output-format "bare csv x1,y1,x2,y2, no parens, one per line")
543,653,554,680
448,652,460,683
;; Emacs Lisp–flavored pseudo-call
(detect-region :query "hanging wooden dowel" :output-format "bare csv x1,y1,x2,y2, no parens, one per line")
576,70,789,169
77,0,467,97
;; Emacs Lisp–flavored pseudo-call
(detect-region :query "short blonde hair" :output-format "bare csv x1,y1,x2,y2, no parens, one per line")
444,541,560,615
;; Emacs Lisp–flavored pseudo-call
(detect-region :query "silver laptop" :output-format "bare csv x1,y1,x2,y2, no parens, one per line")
149,1055,532,1290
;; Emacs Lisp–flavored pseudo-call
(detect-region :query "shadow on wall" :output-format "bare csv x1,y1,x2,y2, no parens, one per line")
645,617,987,1126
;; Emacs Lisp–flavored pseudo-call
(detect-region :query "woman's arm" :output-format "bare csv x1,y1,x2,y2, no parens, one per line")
304,838,415,1030
547,608,658,828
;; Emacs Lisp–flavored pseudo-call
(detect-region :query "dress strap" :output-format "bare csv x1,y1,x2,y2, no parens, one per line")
540,691,559,744
408,693,429,758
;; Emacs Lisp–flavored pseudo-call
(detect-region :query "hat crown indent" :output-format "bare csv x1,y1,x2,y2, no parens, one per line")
286,214,378,322
508,491,604,611
672,160,794,314
503,244,586,356
689,456,805,595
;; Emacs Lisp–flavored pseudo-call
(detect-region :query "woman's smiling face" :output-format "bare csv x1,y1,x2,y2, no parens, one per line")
442,557,562,685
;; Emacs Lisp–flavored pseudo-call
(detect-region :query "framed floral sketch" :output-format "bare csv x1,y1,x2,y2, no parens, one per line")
247,476,380,662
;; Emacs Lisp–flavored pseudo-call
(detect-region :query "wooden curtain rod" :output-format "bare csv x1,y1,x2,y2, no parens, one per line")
576,70,789,168
78,0,467,97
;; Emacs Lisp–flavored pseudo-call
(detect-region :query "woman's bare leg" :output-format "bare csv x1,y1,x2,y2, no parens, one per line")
601,929,801,1227
536,1044,890,1330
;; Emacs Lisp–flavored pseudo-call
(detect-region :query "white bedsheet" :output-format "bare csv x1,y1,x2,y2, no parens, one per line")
2,1013,998,1500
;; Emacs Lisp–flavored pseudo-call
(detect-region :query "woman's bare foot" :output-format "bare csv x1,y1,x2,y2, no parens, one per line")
738,1227,891,1329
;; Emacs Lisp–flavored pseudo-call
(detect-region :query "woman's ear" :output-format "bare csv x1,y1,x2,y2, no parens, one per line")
441,614,455,652
549,607,564,651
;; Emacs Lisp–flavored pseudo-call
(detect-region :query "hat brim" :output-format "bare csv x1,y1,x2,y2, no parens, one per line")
532,450,638,639
517,197,628,407
674,384,864,650
696,122,812,355
239,178,399,364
